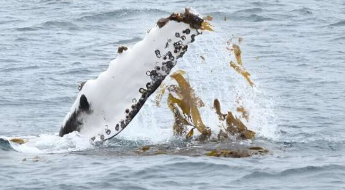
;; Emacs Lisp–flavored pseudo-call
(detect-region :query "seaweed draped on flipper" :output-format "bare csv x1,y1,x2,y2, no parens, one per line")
59,8,208,142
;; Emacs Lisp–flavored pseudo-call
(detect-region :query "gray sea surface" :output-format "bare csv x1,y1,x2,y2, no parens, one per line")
1,0,345,190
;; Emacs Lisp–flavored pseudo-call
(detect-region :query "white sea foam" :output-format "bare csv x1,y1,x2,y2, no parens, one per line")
6,132,93,154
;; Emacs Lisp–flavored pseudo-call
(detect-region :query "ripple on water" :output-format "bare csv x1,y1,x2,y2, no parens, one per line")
239,164,345,181
329,20,345,27
76,8,169,22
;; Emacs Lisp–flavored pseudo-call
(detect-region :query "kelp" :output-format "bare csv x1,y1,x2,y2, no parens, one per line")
206,147,268,158
226,111,255,139
201,21,214,31
158,8,214,31
203,16,213,21
212,99,255,140
236,106,249,121
232,44,243,65
170,72,211,136
186,128,194,138
228,43,255,87
155,83,166,107
9,138,26,144
167,94,192,136
238,37,243,44
230,61,254,87
163,71,255,141
213,99,227,120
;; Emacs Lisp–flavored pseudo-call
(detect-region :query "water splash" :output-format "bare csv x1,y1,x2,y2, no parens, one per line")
120,31,278,143
2,132,93,154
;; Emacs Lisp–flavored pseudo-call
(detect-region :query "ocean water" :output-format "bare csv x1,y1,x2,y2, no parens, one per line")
1,0,345,189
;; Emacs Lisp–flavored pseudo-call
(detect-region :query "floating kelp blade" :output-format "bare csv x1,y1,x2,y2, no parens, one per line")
212,99,255,140
236,106,249,121
232,44,242,65
9,138,26,145
206,147,268,158
201,21,214,31
169,72,211,136
59,8,211,142
230,61,255,87
226,111,255,140
228,43,255,87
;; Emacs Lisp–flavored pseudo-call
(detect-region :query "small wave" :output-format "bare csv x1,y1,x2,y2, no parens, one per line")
291,7,313,15
205,11,275,22
76,8,169,22
251,1,285,7
116,37,142,45
58,67,93,75
16,21,80,32
0,65,39,72
240,165,345,180
0,138,13,151
41,21,80,30
329,20,345,27
331,36,345,41
233,8,264,14
16,26,39,32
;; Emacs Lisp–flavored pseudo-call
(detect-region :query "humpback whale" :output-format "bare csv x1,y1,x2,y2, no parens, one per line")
59,8,211,142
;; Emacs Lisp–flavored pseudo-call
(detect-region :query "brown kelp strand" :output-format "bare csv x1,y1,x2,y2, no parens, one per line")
170,72,211,136
228,43,255,87
213,99,227,120
236,106,249,121
155,83,166,107
232,44,242,65
230,61,255,87
206,147,268,158
167,93,192,136
225,111,255,140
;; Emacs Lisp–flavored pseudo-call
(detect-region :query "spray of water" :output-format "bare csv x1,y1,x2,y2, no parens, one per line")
5,22,278,154
119,31,278,143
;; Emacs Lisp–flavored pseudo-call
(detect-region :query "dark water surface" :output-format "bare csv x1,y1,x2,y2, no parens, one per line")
1,0,345,189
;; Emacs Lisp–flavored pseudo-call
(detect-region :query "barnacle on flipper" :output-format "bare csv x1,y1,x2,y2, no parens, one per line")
117,46,128,53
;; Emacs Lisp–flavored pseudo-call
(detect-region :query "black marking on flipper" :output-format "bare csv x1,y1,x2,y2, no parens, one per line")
79,94,90,111
59,94,91,137
59,110,83,137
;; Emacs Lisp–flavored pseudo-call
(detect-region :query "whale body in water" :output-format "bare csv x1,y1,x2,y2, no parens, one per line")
59,8,208,142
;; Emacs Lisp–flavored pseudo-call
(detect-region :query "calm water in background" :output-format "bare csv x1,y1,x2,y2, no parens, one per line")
1,0,345,189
